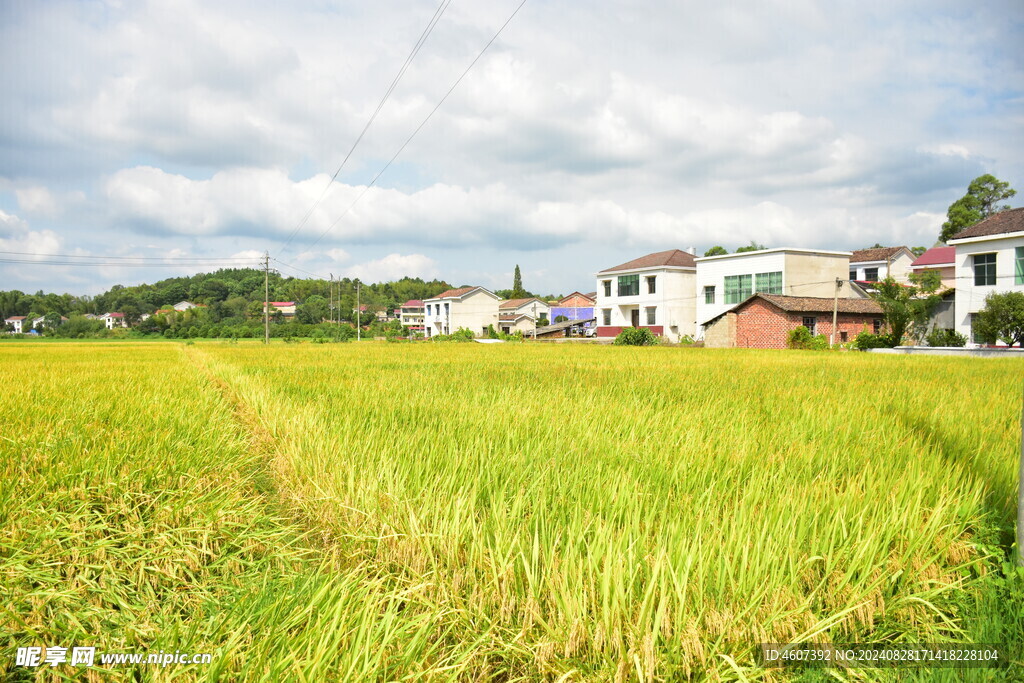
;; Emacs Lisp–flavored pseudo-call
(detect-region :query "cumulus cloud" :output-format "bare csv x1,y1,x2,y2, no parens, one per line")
0,210,62,256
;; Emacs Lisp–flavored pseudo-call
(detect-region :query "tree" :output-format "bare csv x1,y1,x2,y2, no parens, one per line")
296,295,329,324
973,291,1024,346
867,271,944,347
704,246,728,257
511,265,526,299
911,246,928,257
735,241,767,253
940,174,1017,243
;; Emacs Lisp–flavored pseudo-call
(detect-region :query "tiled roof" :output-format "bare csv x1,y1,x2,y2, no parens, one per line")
401,299,424,308
910,246,955,268
269,301,295,306
585,291,597,299
756,293,883,315
5,316,26,321
103,312,125,318
949,207,1024,240
499,313,530,321
499,297,544,309
850,246,910,263
430,286,478,299
599,249,696,273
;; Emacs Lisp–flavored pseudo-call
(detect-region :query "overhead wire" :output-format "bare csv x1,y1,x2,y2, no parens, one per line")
277,0,453,258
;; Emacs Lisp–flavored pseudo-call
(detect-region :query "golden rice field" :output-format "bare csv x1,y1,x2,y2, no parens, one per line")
1,340,1022,681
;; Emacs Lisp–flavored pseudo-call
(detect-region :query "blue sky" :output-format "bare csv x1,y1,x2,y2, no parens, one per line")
1,0,1021,295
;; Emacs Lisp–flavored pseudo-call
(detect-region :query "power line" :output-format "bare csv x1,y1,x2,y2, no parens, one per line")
0,257,261,268
0,250,256,262
277,0,453,258
296,0,529,257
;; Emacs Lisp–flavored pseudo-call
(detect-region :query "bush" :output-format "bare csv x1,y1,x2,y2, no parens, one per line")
613,327,658,346
786,326,830,350
851,331,889,350
925,328,968,348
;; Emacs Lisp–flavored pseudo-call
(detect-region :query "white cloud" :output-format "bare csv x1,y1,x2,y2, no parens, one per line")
0,210,62,256
345,253,439,282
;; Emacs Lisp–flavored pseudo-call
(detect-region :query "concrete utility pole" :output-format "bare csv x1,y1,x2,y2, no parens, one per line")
532,302,537,340
356,279,361,341
830,277,841,346
329,273,334,324
263,251,270,345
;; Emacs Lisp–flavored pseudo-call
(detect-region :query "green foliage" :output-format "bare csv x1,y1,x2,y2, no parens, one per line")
511,265,526,299
613,327,658,346
925,328,968,348
974,291,1024,346
734,241,767,253
940,174,1017,243
851,331,889,350
554,315,568,323
703,246,728,257
430,327,476,342
786,326,829,350
911,246,928,257
867,274,944,346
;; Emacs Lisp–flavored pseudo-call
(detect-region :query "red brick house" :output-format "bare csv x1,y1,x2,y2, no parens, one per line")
703,293,884,349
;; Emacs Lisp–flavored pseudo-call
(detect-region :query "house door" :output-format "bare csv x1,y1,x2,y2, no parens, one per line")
631,309,640,327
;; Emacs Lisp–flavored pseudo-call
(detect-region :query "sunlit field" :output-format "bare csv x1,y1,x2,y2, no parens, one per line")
2,341,1022,681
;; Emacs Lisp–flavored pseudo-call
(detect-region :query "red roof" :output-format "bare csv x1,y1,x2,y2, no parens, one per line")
268,302,295,307
911,246,955,268
599,249,696,273
104,312,125,318
6,316,26,321
401,299,424,308
431,286,478,299
499,297,544,309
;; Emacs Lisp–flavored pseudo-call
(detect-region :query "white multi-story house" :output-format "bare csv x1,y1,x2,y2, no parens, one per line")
848,246,915,283
5,316,26,333
695,248,853,336
423,286,500,338
948,208,1024,344
399,300,425,333
594,249,697,342
498,297,549,334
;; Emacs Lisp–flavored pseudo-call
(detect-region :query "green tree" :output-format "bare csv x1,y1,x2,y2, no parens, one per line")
973,291,1024,346
940,174,1017,243
296,295,329,324
511,265,526,299
911,246,928,257
867,271,944,347
735,241,767,253
704,246,728,257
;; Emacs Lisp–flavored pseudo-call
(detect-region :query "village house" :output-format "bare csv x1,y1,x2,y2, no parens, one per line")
848,246,915,283
399,300,425,333
263,301,296,317
947,207,1024,344
695,248,853,338
498,297,549,334
423,286,500,338
100,312,127,329
173,301,199,311
5,316,26,333
909,246,956,288
548,292,596,325
703,294,884,349
31,315,68,330
595,249,697,342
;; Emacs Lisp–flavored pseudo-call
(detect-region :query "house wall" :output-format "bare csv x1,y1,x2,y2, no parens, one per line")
910,264,955,289
549,306,594,322
424,290,499,337
504,300,549,317
594,267,696,342
560,294,595,308
400,307,424,330
850,252,914,282
695,250,851,332
500,317,535,334
730,299,883,349
702,313,735,348
952,234,1024,344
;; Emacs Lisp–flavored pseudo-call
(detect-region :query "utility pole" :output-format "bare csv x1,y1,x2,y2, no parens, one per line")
263,251,270,345
830,277,841,347
532,302,537,340
329,273,334,324
356,279,361,341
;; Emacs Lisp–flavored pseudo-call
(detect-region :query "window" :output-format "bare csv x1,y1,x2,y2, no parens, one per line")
704,286,715,304
864,267,879,282
802,316,817,335
645,307,656,325
873,319,882,335
602,280,611,297
755,271,783,294
444,303,450,315
849,270,857,281
617,274,639,296
426,304,431,315
973,253,996,286
840,331,848,343
602,308,611,325
724,274,753,304
646,276,656,294
1016,248,1024,285
971,314,984,344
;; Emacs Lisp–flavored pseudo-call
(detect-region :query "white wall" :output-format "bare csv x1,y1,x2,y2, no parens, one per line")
952,234,1024,344
594,267,696,341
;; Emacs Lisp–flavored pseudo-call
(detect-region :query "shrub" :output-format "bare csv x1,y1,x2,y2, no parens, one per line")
613,327,658,346
925,328,968,348
787,326,830,350
851,331,889,350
